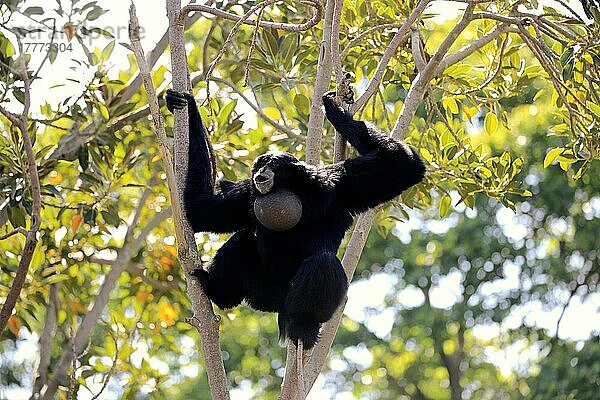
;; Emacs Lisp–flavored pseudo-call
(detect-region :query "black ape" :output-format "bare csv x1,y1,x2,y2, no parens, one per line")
166,90,425,349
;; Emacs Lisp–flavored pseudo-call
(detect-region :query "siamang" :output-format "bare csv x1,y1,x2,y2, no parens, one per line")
166,89,425,349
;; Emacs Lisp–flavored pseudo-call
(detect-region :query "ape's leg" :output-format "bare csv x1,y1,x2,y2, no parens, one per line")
190,230,260,309
279,251,348,349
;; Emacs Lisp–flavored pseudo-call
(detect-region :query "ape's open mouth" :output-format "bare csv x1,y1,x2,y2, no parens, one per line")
253,167,275,194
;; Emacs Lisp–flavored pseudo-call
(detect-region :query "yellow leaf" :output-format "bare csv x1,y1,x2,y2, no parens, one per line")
98,103,109,120
484,112,498,135
419,148,433,163
543,147,563,168
443,98,459,114
8,316,20,337
587,101,600,117
48,172,63,185
158,300,177,326
559,160,570,171
71,214,82,232
136,289,153,303
263,107,281,120
164,244,178,257
439,195,451,218
549,123,568,133
97,222,110,234
461,104,477,123
159,256,175,271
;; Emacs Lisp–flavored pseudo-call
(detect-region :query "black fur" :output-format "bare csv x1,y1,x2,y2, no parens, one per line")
166,89,425,349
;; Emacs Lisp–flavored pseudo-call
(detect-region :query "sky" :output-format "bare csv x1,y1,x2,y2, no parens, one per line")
1,0,597,399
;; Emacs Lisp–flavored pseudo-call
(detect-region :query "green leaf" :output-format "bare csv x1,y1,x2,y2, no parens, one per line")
13,88,25,104
23,6,44,15
101,209,120,226
101,40,115,60
78,145,89,170
439,195,451,218
443,97,459,114
543,147,563,168
587,101,600,117
86,6,106,21
484,112,498,135
112,102,136,117
293,94,310,113
419,148,433,163
49,43,58,63
98,103,109,120
8,205,26,228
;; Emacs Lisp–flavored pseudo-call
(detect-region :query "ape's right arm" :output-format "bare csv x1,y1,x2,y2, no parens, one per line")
166,90,253,233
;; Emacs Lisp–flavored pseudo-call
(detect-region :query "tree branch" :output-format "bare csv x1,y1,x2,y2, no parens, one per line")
115,11,204,107
391,3,475,138
133,2,231,398
304,0,335,165
0,34,42,335
435,23,508,75
195,75,304,141
32,283,61,397
340,23,405,59
178,0,323,32
331,0,347,164
35,202,170,400
351,0,432,113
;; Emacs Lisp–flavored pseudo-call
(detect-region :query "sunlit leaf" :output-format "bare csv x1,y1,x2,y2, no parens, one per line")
544,147,563,168
484,112,498,135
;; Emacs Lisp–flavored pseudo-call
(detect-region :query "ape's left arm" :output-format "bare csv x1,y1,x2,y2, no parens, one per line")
322,93,426,214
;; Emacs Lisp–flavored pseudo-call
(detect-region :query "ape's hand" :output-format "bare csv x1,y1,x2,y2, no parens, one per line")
322,91,344,115
166,89,194,113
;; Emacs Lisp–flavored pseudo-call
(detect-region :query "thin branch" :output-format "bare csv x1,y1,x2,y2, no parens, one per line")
116,11,204,107
0,103,21,126
391,3,475,138
204,0,295,101
0,228,27,240
0,33,42,335
411,28,426,72
178,0,323,32
89,331,118,400
0,58,21,77
33,20,56,78
341,23,404,59
32,283,61,397
331,0,348,164
435,23,508,75
126,262,180,291
243,4,267,86
438,32,509,96
351,0,431,113
554,263,595,339
196,75,304,140
126,188,152,239
35,205,169,400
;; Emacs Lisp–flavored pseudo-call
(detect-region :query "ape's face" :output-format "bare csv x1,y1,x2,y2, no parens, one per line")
251,152,299,194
